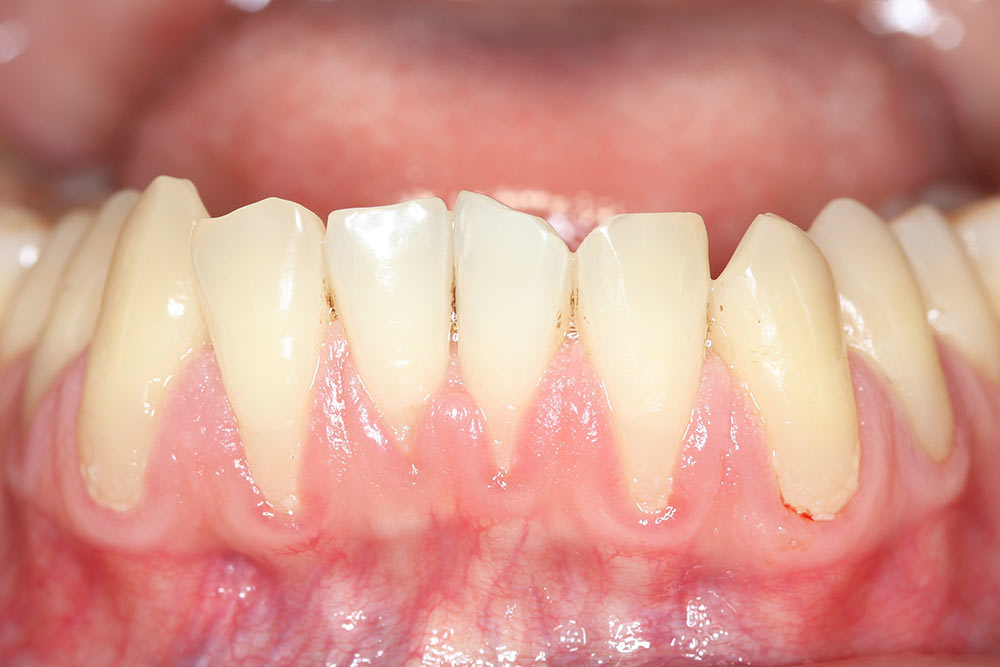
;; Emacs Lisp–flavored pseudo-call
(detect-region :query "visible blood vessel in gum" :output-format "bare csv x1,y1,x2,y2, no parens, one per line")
0,324,998,663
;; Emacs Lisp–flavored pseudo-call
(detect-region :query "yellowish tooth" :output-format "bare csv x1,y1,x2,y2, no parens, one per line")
453,192,571,467
325,198,452,442
891,205,1000,384
710,214,859,519
77,177,210,510
24,189,138,414
0,205,48,319
952,197,1000,317
0,209,92,364
576,212,709,509
809,199,953,461
192,198,329,512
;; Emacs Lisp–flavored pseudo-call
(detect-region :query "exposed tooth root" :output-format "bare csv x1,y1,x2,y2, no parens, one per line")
0,208,92,364
0,205,48,321
78,177,210,510
325,198,452,443
453,191,572,467
952,197,1000,318
710,214,859,519
192,198,329,512
810,199,954,462
891,205,1000,385
25,189,139,416
576,212,709,509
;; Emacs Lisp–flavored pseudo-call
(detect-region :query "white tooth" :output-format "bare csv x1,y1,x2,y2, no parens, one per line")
24,189,138,414
710,214,859,519
0,209,92,364
325,198,452,442
77,177,210,510
952,197,1000,317
576,212,709,509
192,198,329,512
809,199,953,461
891,205,1000,384
0,205,48,319
453,192,571,466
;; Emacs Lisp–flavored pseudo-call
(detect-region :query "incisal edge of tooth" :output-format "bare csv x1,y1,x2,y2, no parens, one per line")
952,197,1000,318
576,212,709,509
25,189,139,415
454,192,571,466
710,214,859,519
809,199,954,462
193,198,329,512
891,204,1000,384
0,208,93,363
0,205,48,320
325,198,452,442
78,177,210,510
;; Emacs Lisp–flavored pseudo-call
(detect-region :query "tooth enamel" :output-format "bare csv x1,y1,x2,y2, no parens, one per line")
891,205,1000,384
0,205,48,319
77,177,210,510
453,192,572,466
952,197,1000,317
325,198,452,442
809,199,953,461
0,208,92,364
576,212,709,508
24,189,139,414
192,198,329,511
710,214,859,519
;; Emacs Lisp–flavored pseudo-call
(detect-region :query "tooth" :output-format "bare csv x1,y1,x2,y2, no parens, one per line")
325,198,452,442
952,197,1000,317
576,212,709,508
77,177,210,510
0,205,48,319
453,192,572,466
192,198,329,511
24,189,139,414
891,204,1000,384
809,199,953,461
0,208,92,363
710,214,859,519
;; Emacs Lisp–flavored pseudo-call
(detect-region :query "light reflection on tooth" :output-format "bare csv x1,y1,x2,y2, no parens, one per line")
0,208,92,364
453,191,571,467
809,199,953,461
952,197,1000,318
193,198,329,512
78,177,210,510
891,204,1000,384
0,205,48,320
25,189,139,415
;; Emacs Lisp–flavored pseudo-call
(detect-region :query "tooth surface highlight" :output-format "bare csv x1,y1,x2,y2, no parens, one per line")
25,189,138,414
576,212,709,509
0,209,92,363
325,198,452,442
192,198,329,512
891,205,1000,384
809,199,953,462
710,214,859,519
952,197,1000,317
454,192,572,466
0,205,48,319
78,177,210,510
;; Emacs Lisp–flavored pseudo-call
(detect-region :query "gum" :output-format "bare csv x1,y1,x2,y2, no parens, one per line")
1,323,998,664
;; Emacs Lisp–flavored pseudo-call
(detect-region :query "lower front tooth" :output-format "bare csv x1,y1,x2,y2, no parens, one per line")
0,205,48,320
24,189,139,415
576,212,709,509
192,198,329,512
78,177,210,510
952,197,1000,318
891,205,1000,384
710,214,860,519
0,208,93,364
